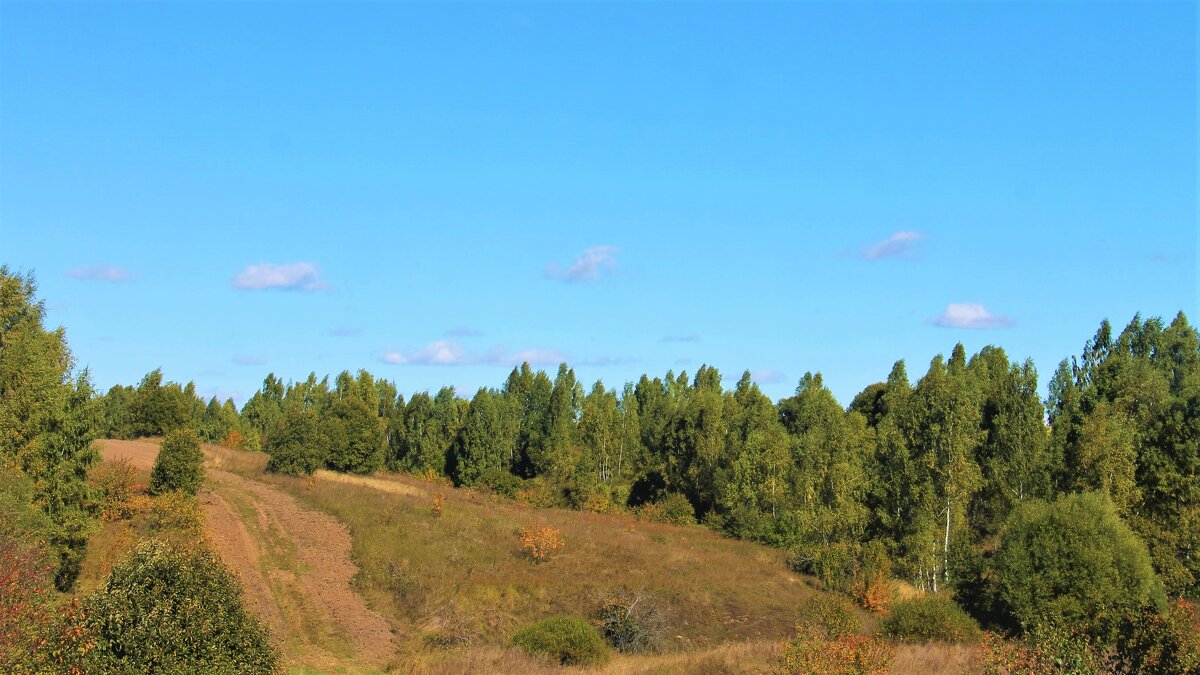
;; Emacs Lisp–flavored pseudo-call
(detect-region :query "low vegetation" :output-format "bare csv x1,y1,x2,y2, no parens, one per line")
510,615,609,667
882,596,981,644
149,428,205,496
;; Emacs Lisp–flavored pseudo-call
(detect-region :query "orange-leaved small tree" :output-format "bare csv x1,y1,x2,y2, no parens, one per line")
518,523,564,563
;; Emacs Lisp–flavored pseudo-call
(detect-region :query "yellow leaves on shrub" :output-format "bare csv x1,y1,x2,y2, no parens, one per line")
146,492,202,536
779,632,894,675
90,459,142,521
220,429,245,450
854,573,892,614
518,523,564,563
431,493,444,518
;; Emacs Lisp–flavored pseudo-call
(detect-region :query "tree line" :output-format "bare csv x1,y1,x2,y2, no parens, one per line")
98,313,1199,606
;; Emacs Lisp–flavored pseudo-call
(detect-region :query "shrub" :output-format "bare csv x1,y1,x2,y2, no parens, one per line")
882,595,981,643
993,491,1165,643
1113,599,1200,674
0,534,56,671
796,596,863,639
779,633,894,675
595,591,667,653
220,429,245,450
146,491,203,536
149,428,204,496
79,539,277,673
518,523,564,563
782,598,891,675
431,493,444,518
479,466,523,498
90,459,142,521
265,408,323,476
636,492,696,525
511,616,608,666
977,626,1106,675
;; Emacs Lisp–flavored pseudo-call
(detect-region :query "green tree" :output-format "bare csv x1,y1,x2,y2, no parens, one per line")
993,491,1165,643
0,267,99,589
80,540,278,673
451,388,505,486
150,428,204,496
264,406,324,476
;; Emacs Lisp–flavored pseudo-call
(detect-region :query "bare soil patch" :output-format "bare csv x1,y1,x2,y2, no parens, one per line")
96,439,397,670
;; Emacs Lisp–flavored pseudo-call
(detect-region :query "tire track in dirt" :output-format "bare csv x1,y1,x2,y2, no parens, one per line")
97,439,397,669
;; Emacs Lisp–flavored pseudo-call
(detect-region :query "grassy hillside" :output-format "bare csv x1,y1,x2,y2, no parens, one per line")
85,440,979,673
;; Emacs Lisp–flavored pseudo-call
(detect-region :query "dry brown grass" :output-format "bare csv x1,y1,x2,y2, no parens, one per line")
889,641,978,674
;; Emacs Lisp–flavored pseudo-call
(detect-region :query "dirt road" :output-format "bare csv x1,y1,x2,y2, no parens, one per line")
98,439,397,670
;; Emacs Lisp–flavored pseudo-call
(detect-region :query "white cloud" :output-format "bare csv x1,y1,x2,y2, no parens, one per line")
379,340,469,365
752,369,786,384
577,355,638,367
933,303,1014,329
545,245,619,282
231,262,328,292
232,355,267,366
379,341,567,367
862,231,924,260
69,265,136,283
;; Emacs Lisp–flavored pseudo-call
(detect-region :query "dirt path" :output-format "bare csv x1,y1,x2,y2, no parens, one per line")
98,439,397,670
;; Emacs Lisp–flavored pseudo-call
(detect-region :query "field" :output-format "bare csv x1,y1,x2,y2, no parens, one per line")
95,439,977,674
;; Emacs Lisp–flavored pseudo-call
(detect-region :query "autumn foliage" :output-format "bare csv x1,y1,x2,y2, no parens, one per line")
518,523,564,563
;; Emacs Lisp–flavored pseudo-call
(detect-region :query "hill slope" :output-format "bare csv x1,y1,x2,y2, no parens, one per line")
98,439,975,673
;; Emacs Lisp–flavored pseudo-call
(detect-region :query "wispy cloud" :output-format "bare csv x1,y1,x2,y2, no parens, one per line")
446,326,484,337
545,245,619,283
232,355,267,366
328,327,362,337
69,265,136,283
231,262,328,292
862,231,924,260
752,369,786,384
378,341,566,367
661,335,700,343
379,340,469,365
932,303,1014,329
578,355,638,367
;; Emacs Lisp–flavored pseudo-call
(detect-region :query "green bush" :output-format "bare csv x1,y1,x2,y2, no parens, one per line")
149,428,204,496
795,595,863,639
1113,599,1200,675
264,407,323,476
882,595,981,643
80,539,278,673
993,491,1166,643
511,615,609,666
637,492,696,526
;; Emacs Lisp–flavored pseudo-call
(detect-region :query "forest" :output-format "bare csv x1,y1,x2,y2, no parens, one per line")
4,263,1198,672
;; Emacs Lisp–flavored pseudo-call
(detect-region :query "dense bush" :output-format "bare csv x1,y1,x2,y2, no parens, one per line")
0,534,55,671
795,596,863,639
636,492,696,525
781,598,890,675
517,523,564,563
1113,599,1200,674
91,459,141,521
264,407,324,476
149,428,204,496
881,595,981,643
993,491,1165,642
80,539,277,673
511,615,608,666
595,591,667,653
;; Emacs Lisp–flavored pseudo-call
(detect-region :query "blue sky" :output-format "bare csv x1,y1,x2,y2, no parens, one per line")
1,2,1195,406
